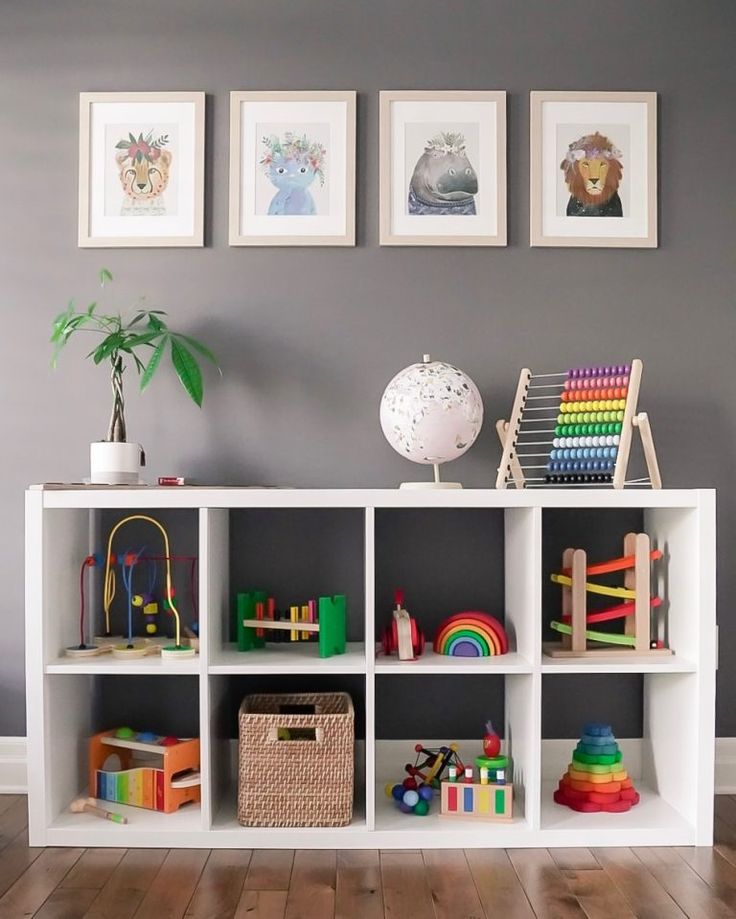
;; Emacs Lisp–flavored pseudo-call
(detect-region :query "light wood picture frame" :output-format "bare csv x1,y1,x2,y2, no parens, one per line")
229,91,356,246
78,91,205,248
380,90,507,247
530,91,657,248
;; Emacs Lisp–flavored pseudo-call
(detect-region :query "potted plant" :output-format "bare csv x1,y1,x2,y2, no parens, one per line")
51,269,219,484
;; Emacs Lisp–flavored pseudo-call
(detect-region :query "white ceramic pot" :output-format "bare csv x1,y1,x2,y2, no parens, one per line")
90,441,145,485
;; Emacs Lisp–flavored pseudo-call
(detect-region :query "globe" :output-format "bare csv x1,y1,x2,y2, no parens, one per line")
380,355,484,488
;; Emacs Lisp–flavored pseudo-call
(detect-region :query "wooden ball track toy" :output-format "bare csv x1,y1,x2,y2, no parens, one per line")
544,532,672,659
496,359,661,489
380,590,425,661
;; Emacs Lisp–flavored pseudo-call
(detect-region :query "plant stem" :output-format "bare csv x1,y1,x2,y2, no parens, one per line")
106,355,127,442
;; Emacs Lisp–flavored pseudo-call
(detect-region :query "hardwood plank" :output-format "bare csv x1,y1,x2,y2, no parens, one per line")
548,849,599,871
184,849,251,919
561,868,636,919
83,849,168,919
380,852,435,919
0,847,83,919
715,796,736,830
243,851,294,891
506,848,587,918
284,850,336,919
0,829,43,899
32,887,99,919
465,848,534,919
130,849,209,919
335,850,383,919
421,849,484,919
234,890,288,919
677,846,736,911
0,796,21,818
592,847,686,919
633,846,734,918
60,849,125,890
0,796,29,852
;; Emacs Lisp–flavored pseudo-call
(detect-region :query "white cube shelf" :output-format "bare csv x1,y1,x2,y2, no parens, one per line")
25,486,716,848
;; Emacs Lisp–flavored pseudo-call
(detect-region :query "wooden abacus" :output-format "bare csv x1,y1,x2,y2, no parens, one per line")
496,359,661,489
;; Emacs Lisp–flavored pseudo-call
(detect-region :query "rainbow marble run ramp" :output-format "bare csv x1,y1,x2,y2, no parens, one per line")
554,723,640,813
544,531,673,659
496,359,661,488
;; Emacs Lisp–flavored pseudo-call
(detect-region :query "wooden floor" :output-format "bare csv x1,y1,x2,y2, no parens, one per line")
3,797,736,918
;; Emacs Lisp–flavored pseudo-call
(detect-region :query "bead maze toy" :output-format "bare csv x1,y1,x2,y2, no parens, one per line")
380,590,425,660
236,591,347,658
89,727,201,814
554,723,640,812
65,515,198,660
545,532,672,658
496,359,661,488
433,612,508,657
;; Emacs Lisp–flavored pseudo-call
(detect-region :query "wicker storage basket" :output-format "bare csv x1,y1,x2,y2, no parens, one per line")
237,692,354,827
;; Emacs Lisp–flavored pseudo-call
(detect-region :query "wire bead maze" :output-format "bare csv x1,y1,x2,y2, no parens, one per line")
66,514,198,660
495,359,661,489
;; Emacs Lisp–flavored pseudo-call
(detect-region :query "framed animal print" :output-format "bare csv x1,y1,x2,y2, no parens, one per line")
78,92,205,248
530,91,657,248
379,90,506,247
229,91,356,246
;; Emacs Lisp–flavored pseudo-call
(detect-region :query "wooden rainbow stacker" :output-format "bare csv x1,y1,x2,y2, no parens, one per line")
496,359,661,488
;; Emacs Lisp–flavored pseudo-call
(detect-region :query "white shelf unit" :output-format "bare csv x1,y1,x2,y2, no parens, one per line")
25,487,716,848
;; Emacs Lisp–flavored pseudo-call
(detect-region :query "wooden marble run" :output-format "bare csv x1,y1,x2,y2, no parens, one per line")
544,532,672,658
89,728,200,814
236,592,347,658
496,359,661,489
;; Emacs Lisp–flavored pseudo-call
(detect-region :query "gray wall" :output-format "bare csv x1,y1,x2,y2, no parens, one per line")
1,0,734,737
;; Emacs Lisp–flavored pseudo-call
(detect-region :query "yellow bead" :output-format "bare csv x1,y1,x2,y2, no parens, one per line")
146,623,157,635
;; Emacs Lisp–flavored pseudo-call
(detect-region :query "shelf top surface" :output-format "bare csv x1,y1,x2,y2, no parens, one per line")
30,485,713,510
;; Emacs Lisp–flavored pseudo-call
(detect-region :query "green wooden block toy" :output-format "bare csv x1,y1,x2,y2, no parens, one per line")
318,594,347,658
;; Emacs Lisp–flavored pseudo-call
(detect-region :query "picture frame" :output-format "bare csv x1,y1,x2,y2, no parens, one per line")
78,91,205,248
530,91,657,248
379,90,507,247
229,90,356,247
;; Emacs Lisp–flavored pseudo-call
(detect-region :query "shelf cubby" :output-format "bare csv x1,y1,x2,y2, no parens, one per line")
26,486,715,848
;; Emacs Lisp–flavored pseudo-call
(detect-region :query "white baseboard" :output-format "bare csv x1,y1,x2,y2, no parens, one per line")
0,737,27,793
3,737,736,797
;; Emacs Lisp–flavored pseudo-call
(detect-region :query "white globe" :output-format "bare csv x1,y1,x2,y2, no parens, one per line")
380,357,484,467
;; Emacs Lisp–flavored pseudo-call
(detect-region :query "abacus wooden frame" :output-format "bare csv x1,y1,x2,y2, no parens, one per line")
495,359,662,490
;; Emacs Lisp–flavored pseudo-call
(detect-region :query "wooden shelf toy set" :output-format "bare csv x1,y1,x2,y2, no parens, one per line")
235,591,347,658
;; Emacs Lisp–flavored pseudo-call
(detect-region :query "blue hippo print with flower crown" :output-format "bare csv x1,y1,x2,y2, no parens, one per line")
260,132,327,216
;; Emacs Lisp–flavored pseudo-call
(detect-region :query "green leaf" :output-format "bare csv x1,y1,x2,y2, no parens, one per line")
91,334,122,365
124,330,161,349
99,268,113,286
140,337,167,392
172,333,221,371
86,301,97,315
147,314,165,332
170,338,203,407
132,353,146,375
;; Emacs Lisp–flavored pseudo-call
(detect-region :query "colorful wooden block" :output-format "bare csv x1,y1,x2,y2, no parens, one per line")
440,781,513,821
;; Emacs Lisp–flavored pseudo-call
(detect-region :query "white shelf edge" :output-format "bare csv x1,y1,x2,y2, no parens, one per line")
208,642,367,674
374,649,533,674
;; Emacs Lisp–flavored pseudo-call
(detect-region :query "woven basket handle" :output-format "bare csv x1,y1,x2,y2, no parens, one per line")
267,725,324,744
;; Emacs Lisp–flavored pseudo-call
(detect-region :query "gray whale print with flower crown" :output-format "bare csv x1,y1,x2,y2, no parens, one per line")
408,132,478,216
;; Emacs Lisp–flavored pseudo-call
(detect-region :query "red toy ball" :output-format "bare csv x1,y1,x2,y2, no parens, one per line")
482,721,501,758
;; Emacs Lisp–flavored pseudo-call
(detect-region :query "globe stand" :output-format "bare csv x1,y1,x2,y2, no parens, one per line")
399,463,463,490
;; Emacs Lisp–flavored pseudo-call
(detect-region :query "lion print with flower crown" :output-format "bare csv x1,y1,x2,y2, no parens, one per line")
561,132,623,217
114,131,172,216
